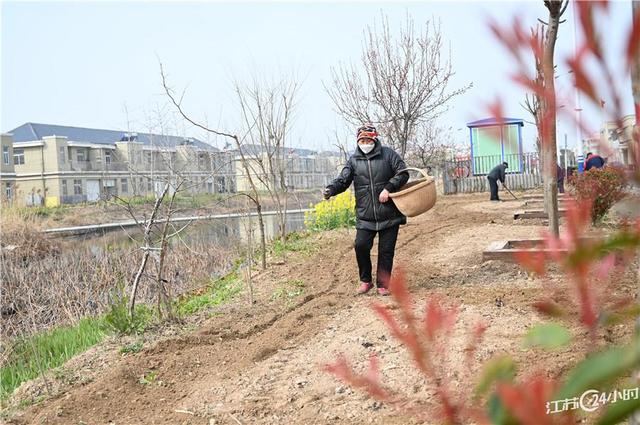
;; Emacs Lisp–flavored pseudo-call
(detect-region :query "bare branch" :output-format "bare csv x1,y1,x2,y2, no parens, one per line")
325,12,471,158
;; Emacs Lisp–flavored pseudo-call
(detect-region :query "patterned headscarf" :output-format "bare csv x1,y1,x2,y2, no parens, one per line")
356,124,379,142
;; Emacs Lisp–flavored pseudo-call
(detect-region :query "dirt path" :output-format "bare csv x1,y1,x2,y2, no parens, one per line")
8,193,637,424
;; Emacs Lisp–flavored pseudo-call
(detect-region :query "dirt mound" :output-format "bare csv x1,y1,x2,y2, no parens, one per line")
6,192,637,424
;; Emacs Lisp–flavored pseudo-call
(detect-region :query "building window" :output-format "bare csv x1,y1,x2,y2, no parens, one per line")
3,146,9,165
62,179,68,196
105,151,112,164
73,179,82,195
13,148,25,165
76,149,86,162
5,182,12,201
59,146,66,163
121,178,128,193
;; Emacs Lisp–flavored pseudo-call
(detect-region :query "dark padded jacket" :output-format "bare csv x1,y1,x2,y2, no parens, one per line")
585,155,605,170
487,164,507,183
326,140,409,231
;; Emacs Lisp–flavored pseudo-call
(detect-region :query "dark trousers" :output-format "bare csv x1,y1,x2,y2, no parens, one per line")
558,178,565,194
488,177,499,200
354,225,400,288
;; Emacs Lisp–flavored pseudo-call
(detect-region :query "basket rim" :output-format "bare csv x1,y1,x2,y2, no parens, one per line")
389,177,434,198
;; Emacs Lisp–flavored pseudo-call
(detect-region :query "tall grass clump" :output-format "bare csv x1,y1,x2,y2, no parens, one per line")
176,271,242,316
0,317,105,399
304,191,356,231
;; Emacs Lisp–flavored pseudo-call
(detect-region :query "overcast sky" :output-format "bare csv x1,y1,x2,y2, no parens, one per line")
1,1,635,153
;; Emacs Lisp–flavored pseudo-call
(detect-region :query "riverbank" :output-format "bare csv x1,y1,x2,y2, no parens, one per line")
4,190,321,229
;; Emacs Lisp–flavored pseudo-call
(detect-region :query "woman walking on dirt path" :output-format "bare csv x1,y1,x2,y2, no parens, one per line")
323,124,409,296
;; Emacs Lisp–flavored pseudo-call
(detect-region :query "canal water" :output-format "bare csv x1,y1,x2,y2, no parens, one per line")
67,211,308,254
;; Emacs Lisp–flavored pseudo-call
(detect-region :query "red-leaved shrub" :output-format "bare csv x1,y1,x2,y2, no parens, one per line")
570,167,627,224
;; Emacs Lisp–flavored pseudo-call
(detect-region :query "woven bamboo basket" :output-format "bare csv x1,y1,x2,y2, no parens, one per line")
389,167,437,217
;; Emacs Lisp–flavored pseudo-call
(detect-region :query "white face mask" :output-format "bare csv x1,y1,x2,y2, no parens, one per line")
359,143,375,154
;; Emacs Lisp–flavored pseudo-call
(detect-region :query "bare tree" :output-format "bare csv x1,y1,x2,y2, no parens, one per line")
125,182,170,318
159,62,269,270
405,122,453,172
330,128,351,163
326,12,471,158
113,105,245,319
234,75,299,258
522,25,545,158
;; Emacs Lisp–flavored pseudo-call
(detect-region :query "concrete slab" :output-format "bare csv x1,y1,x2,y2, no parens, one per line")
522,193,572,200
482,239,552,262
513,209,567,219
483,237,595,262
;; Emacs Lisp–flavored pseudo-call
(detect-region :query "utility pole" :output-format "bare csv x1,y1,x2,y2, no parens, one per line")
564,133,568,171
572,0,584,170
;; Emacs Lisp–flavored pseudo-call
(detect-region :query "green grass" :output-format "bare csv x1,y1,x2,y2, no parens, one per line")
176,271,243,316
138,371,158,385
103,296,153,336
1,317,106,400
272,279,306,306
11,205,69,219
113,194,157,206
119,341,144,355
272,231,316,257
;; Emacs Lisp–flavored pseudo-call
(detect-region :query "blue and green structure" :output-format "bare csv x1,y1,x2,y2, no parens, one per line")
466,117,524,175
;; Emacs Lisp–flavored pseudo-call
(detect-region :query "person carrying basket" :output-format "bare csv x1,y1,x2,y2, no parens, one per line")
323,124,409,296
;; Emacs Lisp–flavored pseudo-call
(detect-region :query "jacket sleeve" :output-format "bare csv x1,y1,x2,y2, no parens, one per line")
384,150,410,192
326,159,354,196
499,166,506,183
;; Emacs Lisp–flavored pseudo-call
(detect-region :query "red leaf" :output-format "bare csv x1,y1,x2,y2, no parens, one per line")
595,253,616,280
626,5,640,66
514,248,546,276
497,375,556,425
576,1,607,61
464,321,488,363
424,298,443,341
510,74,545,99
566,50,600,105
532,300,565,318
487,98,505,128
388,268,413,320
371,303,405,343
324,354,392,401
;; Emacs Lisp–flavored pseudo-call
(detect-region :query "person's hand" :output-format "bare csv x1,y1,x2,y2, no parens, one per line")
323,188,331,200
379,189,390,203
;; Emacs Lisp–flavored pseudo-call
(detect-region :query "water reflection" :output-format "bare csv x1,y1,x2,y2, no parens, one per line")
70,212,307,255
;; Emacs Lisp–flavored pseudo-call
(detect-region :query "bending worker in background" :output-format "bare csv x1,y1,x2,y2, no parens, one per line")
487,161,509,202
323,124,409,296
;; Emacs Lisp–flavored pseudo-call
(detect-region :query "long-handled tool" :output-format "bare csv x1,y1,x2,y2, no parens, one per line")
503,185,518,200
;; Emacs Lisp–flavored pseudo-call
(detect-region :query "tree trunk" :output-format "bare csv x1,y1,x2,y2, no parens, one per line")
129,183,169,318
256,202,267,270
155,191,178,320
542,4,561,237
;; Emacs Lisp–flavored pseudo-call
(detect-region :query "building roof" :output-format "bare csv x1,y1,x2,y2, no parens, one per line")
7,122,218,151
466,117,524,128
228,143,322,157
